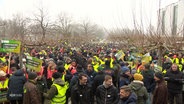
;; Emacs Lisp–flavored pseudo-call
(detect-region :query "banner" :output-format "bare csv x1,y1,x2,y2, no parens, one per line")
115,50,125,60
142,52,151,64
26,56,43,72
0,48,6,52
1,40,21,53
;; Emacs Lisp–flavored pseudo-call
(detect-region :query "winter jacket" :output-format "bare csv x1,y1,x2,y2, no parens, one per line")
141,69,156,93
43,78,67,104
85,70,97,84
129,80,148,104
96,84,119,104
23,80,42,104
92,71,105,95
118,92,137,104
152,79,168,104
164,69,184,93
71,82,94,104
7,70,26,100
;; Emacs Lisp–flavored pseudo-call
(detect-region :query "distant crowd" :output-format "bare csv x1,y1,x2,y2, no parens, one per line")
0,44,184,104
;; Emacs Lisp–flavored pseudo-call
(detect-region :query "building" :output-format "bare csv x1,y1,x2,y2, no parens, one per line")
159,0,184,36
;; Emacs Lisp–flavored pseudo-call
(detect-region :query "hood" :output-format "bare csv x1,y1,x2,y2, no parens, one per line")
14,70,24,76
127,92,137,102
53,78,65,86
129,80,144,91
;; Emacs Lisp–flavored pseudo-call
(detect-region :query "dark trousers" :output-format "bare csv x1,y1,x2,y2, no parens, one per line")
183,91,184,104
10,100,23,104
168,92,182,104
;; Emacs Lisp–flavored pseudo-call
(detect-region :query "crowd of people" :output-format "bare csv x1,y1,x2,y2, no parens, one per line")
0,43,184,104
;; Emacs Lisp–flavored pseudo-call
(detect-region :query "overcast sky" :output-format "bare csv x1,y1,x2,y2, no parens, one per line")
0,0,179,29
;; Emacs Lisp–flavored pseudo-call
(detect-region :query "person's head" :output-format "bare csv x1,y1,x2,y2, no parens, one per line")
11,67,17,74
104,75,113,88
66,57,71,64
120,85,132,99
22,58,26,64
154,71,163,82
10,58,15,64
57,66,65,74
28,72,38,81
143,63,150,71
79,73,88,85
105,60,111,67
0,70,6,79
71,60,77,67
171,63,178,71
121,66,130,74
87,64,93,72
133,73,143,81
52,72,62,79
48,61,56,70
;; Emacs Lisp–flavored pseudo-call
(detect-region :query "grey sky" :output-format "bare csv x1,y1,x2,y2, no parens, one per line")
0,0,178,29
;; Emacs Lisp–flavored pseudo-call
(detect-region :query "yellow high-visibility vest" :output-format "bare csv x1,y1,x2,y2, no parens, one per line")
51,83,67,104
0,78,9,89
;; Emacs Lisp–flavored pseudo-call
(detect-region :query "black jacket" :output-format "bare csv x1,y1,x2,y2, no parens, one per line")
85,70,97,85
141,69,156,93
96,85,119,104
71,83,94,104
92,71,105,95
165,69,184,93
7,70,26,100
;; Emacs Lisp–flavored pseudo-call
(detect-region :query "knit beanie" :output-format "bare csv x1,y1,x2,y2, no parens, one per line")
28,72,37,80
121,66,130,73
155,72,163,80
134,73,143,81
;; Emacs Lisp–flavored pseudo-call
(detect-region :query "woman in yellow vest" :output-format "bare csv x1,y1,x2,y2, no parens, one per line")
43,72,67,104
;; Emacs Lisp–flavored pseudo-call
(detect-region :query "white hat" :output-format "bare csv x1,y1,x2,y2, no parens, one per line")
22,58,26,62
0,70,6,77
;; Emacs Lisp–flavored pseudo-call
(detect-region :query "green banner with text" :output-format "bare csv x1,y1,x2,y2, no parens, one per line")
1,40,21,53
26,56,43,72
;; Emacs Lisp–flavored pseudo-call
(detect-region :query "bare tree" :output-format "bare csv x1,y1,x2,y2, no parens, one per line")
0,14,28,41
79,20,98,37
33,7,49,42
56,13,73,37
0,19,7,39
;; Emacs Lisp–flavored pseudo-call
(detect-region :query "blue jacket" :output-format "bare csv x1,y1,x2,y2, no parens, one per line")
118,92,137,104
7,70,26,100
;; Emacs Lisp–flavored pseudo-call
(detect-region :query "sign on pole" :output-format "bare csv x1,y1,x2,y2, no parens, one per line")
1,40,21,53
115,50,125,60
26,56,43,72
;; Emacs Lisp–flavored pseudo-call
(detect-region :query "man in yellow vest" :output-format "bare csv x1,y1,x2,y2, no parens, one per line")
44,72,67,104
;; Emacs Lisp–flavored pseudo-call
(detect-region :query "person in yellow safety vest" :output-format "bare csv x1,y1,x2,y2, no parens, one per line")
178,54,184,71
162,57,172,74
64,57,72,70
44,72,67,104
172,54,183,71
92,56,100,72
56,65,71,104
0,70,9,103
171,54,179,64
0,70,8,90
104,55,114,68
